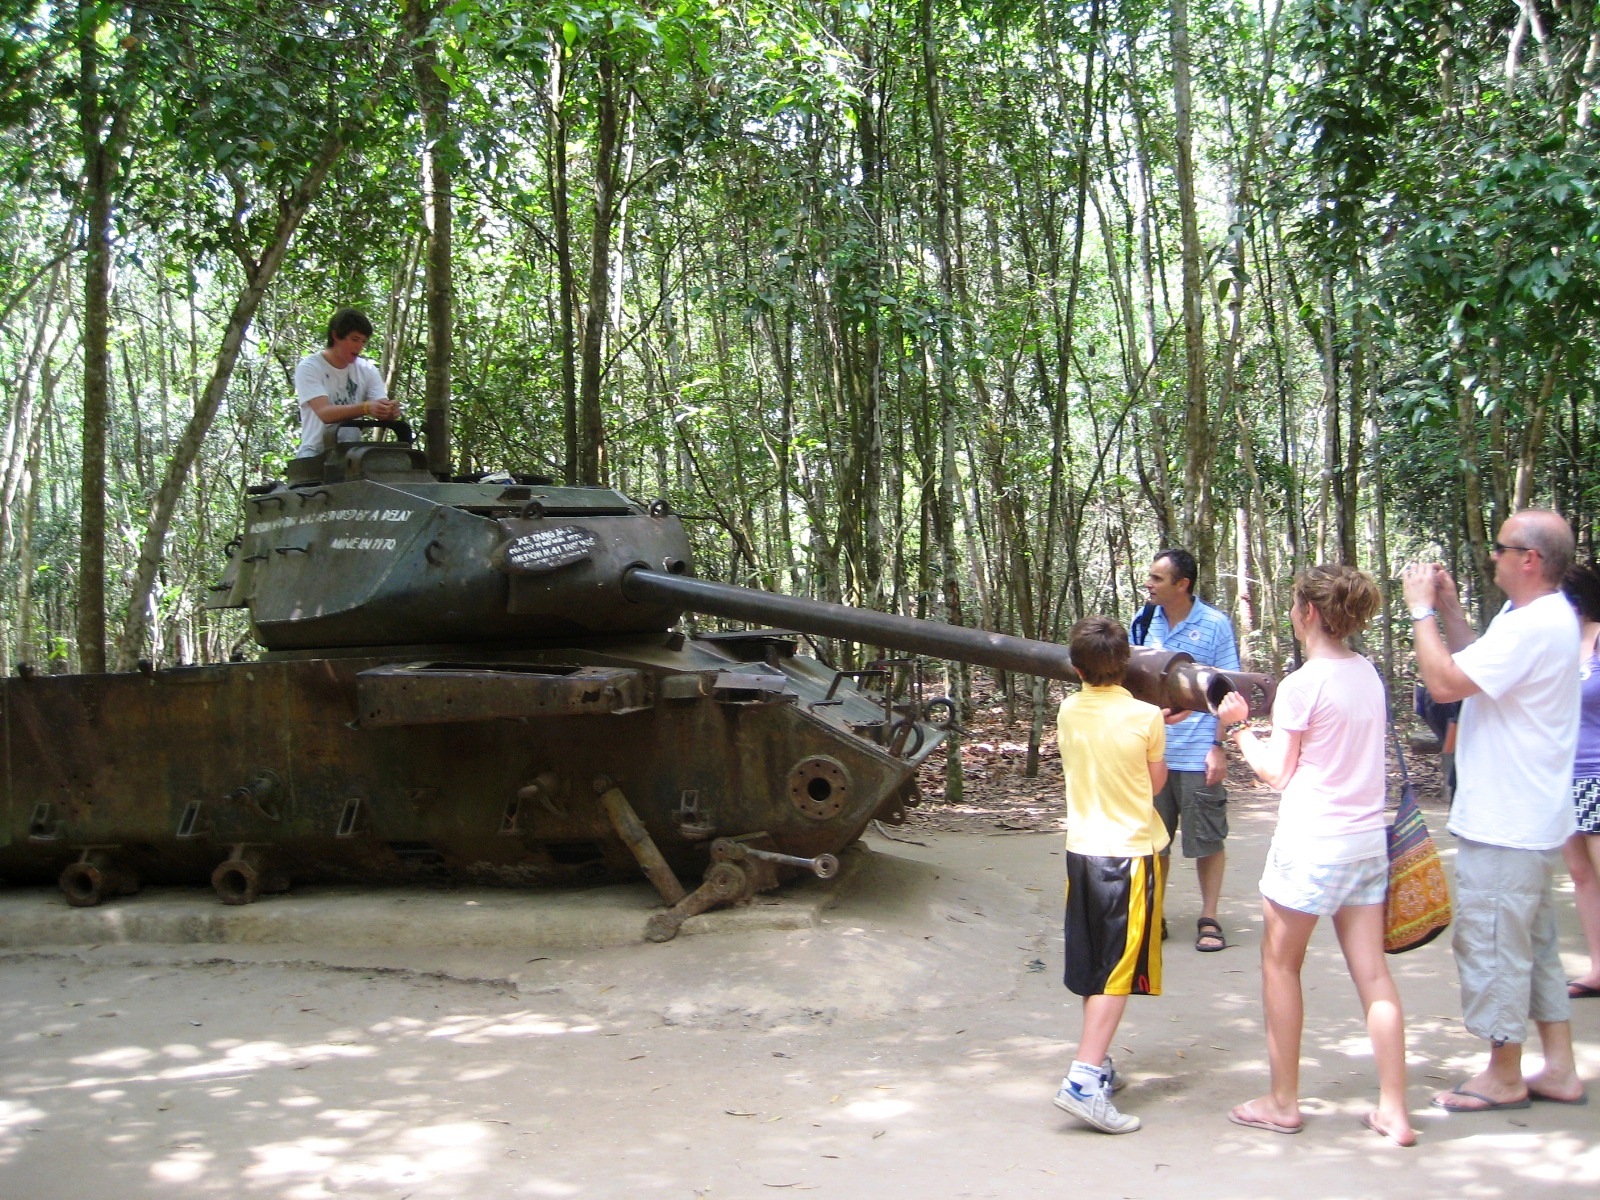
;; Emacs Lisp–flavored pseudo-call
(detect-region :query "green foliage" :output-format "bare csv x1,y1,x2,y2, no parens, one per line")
5,0,1600,672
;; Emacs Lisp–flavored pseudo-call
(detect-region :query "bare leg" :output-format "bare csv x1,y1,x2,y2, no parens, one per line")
1332,903,1416,1146
1563,833,1600,992
1524,1020,1586,1103
1077,994,1129,1069
1231,897,1314,1130
1197,849,1226,923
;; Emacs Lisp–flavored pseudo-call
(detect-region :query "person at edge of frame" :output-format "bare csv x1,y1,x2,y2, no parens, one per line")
1402,510,1587,1112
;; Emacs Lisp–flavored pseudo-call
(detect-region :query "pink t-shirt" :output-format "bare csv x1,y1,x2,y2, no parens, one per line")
1270,653,1387,860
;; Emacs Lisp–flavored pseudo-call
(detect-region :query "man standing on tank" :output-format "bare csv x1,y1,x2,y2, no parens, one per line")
1132,548,1241,952
294,307,399,458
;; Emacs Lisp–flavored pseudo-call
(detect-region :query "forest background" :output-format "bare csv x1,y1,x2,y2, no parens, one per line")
2,0,1599,757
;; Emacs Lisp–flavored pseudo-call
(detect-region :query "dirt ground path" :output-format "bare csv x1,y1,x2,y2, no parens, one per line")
1,784,1596,1199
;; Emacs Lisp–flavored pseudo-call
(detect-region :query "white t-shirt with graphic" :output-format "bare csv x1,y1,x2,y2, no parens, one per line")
293,351,387,458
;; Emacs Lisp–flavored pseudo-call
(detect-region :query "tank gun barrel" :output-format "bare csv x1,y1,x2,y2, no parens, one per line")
621,567,1273,716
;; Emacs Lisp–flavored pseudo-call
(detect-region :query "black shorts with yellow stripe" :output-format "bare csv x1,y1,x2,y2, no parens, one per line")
1063,851,1165,997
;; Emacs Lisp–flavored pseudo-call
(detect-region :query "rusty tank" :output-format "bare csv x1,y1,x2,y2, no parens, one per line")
0,422,1273,938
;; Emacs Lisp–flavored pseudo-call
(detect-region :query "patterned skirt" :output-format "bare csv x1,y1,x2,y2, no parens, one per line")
1576,776,1600,836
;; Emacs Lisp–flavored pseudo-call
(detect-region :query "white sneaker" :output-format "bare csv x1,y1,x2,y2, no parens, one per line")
1053,1083,1141,1134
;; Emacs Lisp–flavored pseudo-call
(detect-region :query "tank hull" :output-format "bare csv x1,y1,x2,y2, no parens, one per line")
6,435,1271,927
0,634,937,897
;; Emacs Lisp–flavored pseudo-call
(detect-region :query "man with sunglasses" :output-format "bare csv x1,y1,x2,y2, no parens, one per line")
1402,509,1586,1112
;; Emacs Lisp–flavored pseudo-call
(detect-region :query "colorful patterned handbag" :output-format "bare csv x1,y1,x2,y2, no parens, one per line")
1384,732,1452,954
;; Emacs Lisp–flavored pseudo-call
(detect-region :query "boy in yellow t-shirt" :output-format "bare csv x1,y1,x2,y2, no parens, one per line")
1051,615,1170,1134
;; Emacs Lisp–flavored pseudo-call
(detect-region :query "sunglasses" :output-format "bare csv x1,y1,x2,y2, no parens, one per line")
1491,541,1535,555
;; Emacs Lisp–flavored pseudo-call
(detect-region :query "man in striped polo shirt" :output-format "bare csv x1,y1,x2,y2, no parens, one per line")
1132,548,1241,952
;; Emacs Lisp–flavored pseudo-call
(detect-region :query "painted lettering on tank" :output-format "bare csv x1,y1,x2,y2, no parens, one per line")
249,509,417,535
329,537,400,551
492,525,599,574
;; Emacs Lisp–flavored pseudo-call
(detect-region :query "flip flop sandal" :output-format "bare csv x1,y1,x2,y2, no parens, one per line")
1196,917,1226,952
1228,1103,1301,1134
1431,1085,1532,1112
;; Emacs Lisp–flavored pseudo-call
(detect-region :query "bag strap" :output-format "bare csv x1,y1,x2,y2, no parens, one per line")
1386,704,1423,822
1388,714,1412,788
1130,601,1156,646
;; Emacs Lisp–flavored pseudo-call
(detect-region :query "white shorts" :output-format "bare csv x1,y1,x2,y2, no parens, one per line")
1259,845,1387,916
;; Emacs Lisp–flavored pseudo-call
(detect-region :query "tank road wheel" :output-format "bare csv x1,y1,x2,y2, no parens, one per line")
58,863,105,907
59,853,140,908
211,847,290,906
211,861,264,906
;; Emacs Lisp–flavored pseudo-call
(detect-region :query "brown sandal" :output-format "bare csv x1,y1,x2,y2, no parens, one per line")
1196,917,1226,952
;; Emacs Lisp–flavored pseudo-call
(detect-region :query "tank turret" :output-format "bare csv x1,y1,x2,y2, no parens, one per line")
0,423,1273,935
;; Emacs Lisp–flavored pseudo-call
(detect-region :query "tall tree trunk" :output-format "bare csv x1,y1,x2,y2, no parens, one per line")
855,25,888,610
919,0,967,801
1317,270,1338,560
1172,0,1213,583
548,38,578,482
408,0,454,476
1217,0,1283,661
1365,410,1394,682
1454,370,1497,620
14,380,52,665
1037,0,1101,634
1,261,67,557
77,6,114,673
1132,94,1177,545
1338,279,1366,566
577,49,621,486
1513,351,1560,508
114,132,352,668
1264,211,1304,576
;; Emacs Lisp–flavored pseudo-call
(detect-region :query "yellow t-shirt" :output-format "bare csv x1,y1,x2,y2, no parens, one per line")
1057,684,1170,856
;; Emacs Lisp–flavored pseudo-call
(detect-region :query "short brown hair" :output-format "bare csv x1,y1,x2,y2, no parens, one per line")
326,307,374,346
1153,548,1197,595
1070,616,1131,686
1294,564,1380,641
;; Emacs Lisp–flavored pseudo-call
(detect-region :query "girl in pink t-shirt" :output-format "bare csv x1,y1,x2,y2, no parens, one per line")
1215,565,1414,1147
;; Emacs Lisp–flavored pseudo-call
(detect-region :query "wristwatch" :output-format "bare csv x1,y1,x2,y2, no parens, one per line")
1409,604,1435,621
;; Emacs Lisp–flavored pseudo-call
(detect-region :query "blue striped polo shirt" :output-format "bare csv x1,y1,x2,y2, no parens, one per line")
1134,597,1240,772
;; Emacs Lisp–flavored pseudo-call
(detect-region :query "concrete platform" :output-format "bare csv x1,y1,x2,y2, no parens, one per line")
0,854,851,952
